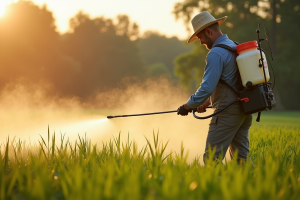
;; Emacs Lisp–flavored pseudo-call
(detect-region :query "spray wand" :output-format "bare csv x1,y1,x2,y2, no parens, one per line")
107,110,181,119
107,98,243,120
107,107,212,119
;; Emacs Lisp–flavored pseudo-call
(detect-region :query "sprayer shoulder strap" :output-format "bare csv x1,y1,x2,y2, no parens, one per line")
213,42,241,97
213,44,238,52
218,79,240,97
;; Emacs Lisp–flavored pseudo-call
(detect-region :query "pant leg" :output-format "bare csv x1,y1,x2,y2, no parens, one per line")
203,111,245,162
229,114,252,160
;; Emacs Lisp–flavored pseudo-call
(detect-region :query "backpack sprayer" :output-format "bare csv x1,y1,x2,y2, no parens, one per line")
107,22,276,121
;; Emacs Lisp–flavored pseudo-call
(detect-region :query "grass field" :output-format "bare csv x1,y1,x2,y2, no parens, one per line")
0,112,299,200
251,111,300,128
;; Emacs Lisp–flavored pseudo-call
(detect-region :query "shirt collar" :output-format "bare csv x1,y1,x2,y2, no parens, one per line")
212,34,228,48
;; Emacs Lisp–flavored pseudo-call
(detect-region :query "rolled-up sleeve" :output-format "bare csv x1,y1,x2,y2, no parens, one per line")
186,52,223,108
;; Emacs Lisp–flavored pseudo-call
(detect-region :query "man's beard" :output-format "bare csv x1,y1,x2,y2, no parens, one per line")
204,33,213,50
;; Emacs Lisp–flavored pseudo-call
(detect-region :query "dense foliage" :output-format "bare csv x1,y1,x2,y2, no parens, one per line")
0,126,299,199
0,1,190,99
138,32,193,79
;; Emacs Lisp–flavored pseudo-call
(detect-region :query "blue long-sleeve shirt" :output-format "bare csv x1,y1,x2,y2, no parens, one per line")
186,34,239,108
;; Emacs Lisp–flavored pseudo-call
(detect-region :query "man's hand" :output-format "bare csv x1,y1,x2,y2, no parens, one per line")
197,104,207,113
177,104,192,116
197,98,211,113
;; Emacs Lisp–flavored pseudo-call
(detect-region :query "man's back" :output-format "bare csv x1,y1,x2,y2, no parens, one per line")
186,34,240,109
208,34,239,89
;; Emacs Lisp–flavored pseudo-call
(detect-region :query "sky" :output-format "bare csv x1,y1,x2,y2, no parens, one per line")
0,0,191,40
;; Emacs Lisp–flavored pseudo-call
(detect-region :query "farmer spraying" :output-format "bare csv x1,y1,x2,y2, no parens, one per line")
177,11,253,163
107,11,275,164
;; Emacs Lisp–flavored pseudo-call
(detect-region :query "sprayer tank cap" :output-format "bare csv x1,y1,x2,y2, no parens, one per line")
236,41,258,54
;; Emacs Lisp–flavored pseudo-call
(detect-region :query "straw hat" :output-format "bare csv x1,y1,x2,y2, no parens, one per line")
187,11,227,43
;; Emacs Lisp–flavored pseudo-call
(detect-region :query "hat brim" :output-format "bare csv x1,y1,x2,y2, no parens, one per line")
187,16,227,43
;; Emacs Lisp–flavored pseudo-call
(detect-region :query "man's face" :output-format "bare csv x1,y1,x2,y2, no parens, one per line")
196,29,213,50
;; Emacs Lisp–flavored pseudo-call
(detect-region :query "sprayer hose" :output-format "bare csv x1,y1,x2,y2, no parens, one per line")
192,99,240,119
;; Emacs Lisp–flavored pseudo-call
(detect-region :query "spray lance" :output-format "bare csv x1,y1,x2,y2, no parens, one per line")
107,22,276,121
107,99,249,120
107,106,216,120
107,106,214,119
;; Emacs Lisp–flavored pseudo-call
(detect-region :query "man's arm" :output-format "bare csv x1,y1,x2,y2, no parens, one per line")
186,51,224,109
184,98,210,112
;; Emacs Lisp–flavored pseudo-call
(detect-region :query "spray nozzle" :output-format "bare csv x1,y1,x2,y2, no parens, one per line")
107,116,114,119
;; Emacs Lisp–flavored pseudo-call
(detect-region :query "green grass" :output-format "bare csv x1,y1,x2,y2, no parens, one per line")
0,113,300,200
252,111,300,128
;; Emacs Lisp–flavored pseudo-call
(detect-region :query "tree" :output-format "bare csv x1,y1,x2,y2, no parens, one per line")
61,12,145,97
174,44,206,91
138,31,193,79
0,1,78,94
0,2,147,99
115,14,139,40
147,63,171,78
269,0,300,109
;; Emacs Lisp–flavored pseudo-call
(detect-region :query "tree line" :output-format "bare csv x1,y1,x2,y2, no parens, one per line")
0,1,191,99
0,0,298,110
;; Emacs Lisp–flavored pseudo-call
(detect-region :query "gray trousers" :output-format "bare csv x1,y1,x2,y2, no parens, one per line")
204,83,253,162
203,110,253,162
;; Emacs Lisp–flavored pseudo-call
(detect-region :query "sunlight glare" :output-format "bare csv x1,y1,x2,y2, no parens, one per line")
0,7,5,17
0,0,12,17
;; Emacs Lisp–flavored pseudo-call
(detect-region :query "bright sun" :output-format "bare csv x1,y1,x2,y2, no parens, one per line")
0,0,13,17
0,7,5,17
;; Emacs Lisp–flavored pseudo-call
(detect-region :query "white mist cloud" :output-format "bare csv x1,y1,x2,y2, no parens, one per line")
0,78,213,161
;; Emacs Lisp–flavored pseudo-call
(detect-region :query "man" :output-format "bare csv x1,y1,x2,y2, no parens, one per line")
177,11,252,163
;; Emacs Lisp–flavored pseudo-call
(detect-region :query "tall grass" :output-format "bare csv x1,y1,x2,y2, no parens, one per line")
0,127,299,200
